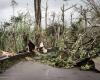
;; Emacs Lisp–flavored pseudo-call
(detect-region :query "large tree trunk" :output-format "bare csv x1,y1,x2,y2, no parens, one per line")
34,0,42,47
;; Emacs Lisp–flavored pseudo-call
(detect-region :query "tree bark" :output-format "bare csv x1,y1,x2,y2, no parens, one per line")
34,0,42,47
45,0,48,29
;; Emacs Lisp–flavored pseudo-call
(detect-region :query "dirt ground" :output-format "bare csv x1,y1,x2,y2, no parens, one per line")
0,61,100,80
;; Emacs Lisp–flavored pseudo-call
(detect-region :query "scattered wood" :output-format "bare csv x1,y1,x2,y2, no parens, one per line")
0,51,16,58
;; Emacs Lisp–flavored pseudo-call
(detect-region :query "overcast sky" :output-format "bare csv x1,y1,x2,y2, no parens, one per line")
0,0,82,24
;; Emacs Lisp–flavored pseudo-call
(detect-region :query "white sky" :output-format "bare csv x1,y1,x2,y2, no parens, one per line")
0,0,83,25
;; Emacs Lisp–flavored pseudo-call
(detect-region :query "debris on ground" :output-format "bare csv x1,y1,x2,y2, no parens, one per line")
0,51,16,58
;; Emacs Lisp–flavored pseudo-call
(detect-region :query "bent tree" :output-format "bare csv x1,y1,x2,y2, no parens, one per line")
34,0,42,47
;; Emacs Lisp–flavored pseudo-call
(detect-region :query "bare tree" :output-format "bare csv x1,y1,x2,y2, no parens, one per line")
61,4,77,31
86,0,100,25
34,0,42,47
45,0,48,29
61,4,65,31
70,13,73,26
11,0,18,17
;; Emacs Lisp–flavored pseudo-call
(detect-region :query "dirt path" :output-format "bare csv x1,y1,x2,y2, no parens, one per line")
0,61,100,80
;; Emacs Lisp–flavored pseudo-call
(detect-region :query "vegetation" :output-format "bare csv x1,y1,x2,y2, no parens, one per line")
0,0,100,71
